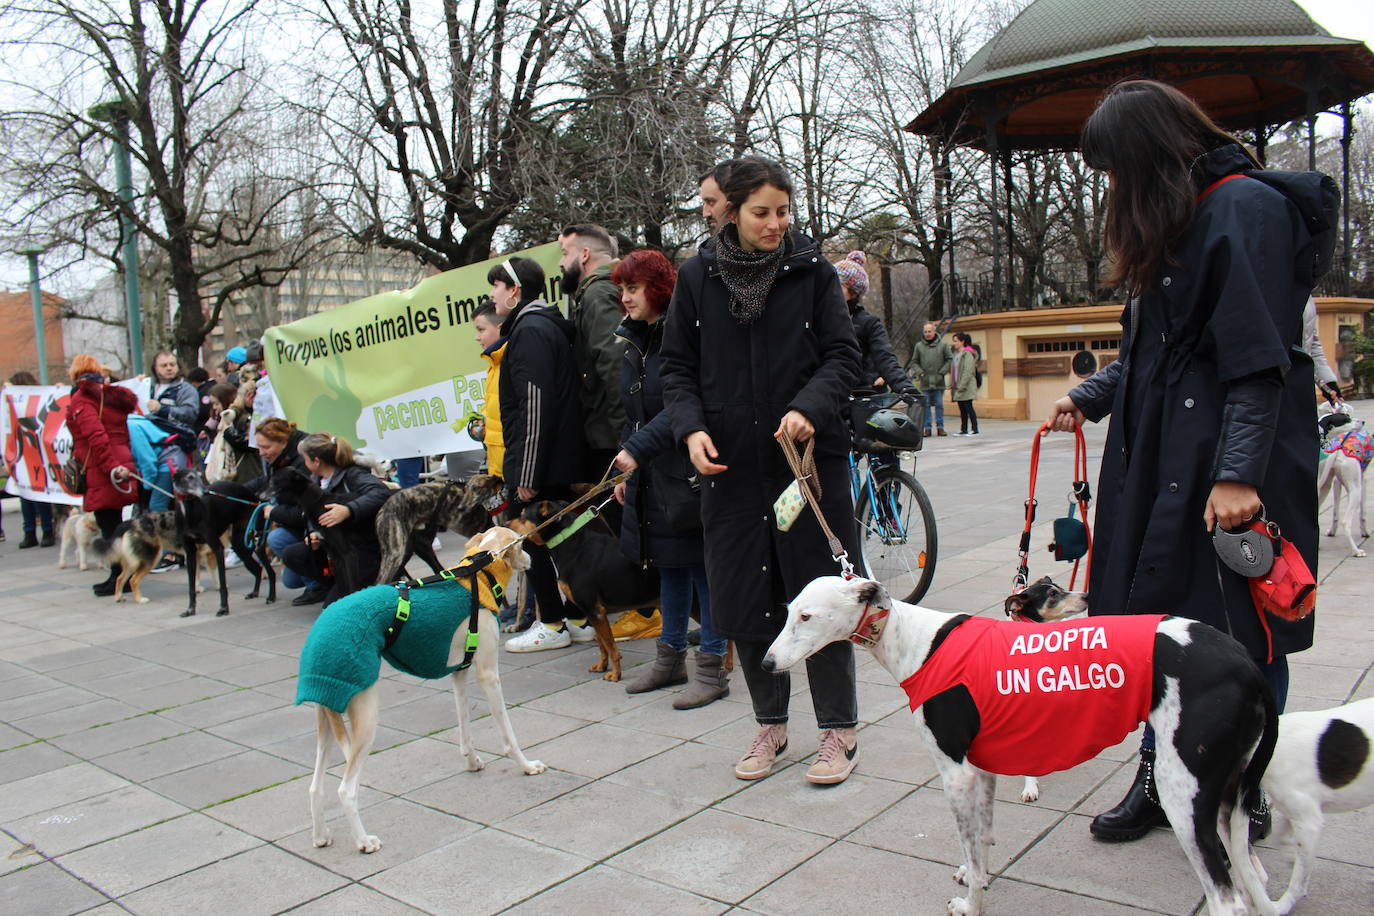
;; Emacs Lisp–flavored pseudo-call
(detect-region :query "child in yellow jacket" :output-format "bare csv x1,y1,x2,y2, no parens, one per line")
474,302,506,476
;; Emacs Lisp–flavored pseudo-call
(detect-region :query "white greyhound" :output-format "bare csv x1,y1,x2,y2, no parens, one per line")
1316,403,1369,558
765,576,1277,916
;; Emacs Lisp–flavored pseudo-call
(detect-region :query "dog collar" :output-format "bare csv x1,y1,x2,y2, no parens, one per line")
849,601,891,648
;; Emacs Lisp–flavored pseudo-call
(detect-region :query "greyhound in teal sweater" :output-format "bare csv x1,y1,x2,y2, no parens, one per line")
298,527,545,853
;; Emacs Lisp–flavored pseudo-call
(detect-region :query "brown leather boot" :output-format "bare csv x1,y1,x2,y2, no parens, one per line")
624,641,687,694
673,651,730,709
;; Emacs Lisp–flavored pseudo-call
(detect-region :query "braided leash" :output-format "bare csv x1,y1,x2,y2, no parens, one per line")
777,435,855,578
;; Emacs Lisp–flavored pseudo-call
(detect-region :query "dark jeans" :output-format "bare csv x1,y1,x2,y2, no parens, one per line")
394,456,423,488
20,498,53,536
734,638,858,730
956,399,978,434
921,388,945,431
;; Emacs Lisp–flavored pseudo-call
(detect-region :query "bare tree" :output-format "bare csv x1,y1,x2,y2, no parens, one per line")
0,0,326,365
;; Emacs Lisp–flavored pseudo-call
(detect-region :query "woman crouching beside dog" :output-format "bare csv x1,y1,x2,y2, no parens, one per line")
66,354,139,597
1046,80,1319,842
661,156,864,784
246,419,323,606
276,433,389,607
610,248,729,709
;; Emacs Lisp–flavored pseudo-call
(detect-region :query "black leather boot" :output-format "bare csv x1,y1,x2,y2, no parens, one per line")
1090,747,1168,841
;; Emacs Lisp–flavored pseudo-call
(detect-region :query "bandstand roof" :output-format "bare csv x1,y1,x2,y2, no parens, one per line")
907,0,1374,150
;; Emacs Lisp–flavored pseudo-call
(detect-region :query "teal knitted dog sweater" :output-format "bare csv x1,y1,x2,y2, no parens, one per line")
296,579,479,714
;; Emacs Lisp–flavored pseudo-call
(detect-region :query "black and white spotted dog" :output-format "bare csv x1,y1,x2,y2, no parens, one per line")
765,576,1279,916
1261,697,1374,913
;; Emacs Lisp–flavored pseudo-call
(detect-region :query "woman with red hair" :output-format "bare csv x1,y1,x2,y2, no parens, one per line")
611,249,728,708
66,354,139,596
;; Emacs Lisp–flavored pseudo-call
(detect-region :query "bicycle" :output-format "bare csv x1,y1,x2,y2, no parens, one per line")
847,392,938,603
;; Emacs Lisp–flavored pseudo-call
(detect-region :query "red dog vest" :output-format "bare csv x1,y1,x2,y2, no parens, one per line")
900,615,1166,776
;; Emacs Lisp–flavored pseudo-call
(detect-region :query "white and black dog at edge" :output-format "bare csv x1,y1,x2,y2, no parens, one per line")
764,576,1280,915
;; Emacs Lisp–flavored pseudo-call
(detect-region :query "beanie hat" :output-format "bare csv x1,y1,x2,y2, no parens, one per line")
833,250,869,299
225,346,247,364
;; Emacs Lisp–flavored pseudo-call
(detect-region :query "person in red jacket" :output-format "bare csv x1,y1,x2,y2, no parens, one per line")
65,354,139,596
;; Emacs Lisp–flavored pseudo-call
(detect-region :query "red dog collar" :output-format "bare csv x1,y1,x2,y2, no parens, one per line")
849,602,891,647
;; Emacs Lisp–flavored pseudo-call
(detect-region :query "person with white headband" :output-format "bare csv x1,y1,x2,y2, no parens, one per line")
484,256,595,652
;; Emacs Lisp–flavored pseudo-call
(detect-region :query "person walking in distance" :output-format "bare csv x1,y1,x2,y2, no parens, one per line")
951,332,980,436
661,156,864,784
911,322,952,437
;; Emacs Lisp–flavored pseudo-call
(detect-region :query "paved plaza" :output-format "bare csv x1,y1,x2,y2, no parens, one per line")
0,417,1370,915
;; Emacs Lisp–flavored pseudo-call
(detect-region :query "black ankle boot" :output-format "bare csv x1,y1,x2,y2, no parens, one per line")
1090,748,1168,841
93,564,122,597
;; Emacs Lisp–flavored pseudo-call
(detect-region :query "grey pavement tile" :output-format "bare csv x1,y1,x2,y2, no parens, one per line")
364,827,590,915
116,675,240,712
347,736,469,796
377,688,466,736
0,684,103,721
499,778,700,859
607,808,831,904
1288,663,1368,703
0,671,67,700
0,762,129,824
282,884,428,915
523,674,662,719
848,721,940,786
157,688,285,729
602,690,752,740
82,664,195,702
847,783,1066,874
187,645,279,675
374,677,444,710
523,722,681,780
405,766,589,826
1251,853,1374,914
118,844,347,916
278,797,482,879
719,771,913,839
204,702,316,747
56,812,261,897
142,749,307,809
695,710,821,757
0,740,81,786
21,645,123,674
49,714,186,759
0,721,36,750
93,730,242,784
505,864,728,915
484,664,595,706
853,676,916,724
10,698,144,740
209,654,300,688
1003,811,1207,914
204,777,384,843
993,758,1118,812
41,653,149,684
8,784,190,857
956,875,1163,916
252,676,301,701
1,832,43,877
604,740,757,807
436,705,591,753
742,840,962,916
0,862,109,915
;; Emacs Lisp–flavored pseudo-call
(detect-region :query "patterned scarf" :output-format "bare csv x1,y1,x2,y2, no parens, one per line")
714,224,787,326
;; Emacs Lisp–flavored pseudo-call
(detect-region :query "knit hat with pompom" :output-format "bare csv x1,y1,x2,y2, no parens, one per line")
833,250,869,299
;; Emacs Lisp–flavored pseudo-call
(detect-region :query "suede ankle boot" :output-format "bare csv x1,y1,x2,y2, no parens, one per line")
673,651,730,709
624,641,687,694
1090,747,1168,841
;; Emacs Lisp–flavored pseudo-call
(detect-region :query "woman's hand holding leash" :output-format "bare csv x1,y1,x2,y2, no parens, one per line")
318,504,352,528
1044,396,1085,434
774,409,814,443
1204,481,1261,532
686,431,728,476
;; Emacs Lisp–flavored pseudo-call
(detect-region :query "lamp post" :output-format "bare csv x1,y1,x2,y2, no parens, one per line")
18,248,49,384
88,99,143,374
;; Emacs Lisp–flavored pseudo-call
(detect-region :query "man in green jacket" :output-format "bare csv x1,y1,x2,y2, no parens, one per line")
559,223,626,476
910,322,953,437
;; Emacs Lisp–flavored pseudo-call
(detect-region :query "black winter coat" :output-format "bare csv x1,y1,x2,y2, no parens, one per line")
616,316,703,569
1069,144,1318,661
850,304,913,392
499,299,586,491
250,429,310,535
660,231,862,641
307,464,391,580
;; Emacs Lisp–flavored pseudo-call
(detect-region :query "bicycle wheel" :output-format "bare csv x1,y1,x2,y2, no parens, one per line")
854,465,938,603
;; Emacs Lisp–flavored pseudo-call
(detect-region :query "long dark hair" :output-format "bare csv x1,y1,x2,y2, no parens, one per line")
720,156,794,212
1080,80,1259,294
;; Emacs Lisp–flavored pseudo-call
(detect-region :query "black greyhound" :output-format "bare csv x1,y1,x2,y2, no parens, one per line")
264,466,376,598
171,467,276,617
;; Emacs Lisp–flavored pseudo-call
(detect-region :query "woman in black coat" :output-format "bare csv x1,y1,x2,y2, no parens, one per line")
277,432,391,607
661,156,863,785
1046,81,1319,841
610,249,728,709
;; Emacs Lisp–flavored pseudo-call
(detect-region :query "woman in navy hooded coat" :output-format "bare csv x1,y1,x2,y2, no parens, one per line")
1046,80,1321,842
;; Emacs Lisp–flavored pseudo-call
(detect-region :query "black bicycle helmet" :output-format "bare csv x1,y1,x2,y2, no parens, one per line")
865,408,924,448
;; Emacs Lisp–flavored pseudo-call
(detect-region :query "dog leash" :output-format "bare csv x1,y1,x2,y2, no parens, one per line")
513,470,633,546
777,435,856,578
1015,423,1093,595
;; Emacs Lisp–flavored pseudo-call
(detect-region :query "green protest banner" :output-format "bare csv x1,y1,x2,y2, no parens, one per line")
263,242,564,459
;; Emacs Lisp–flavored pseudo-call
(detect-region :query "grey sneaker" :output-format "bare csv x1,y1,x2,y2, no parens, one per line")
806,728,858,785
735,724,788,780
